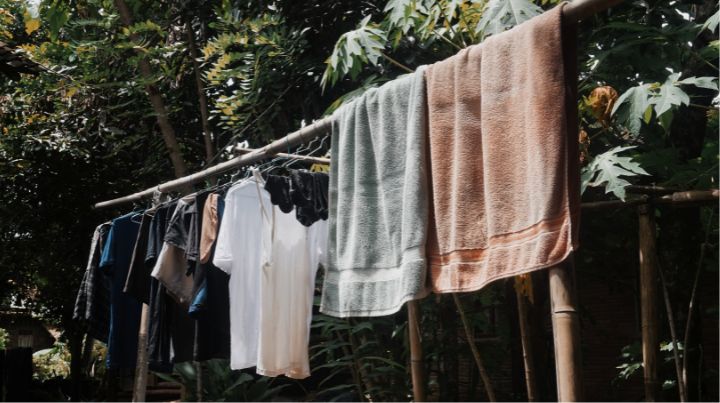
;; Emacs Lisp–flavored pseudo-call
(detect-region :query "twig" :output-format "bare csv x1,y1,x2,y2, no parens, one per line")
689,103,716,111
433,30,464,51
681,210,715,395
658,260,687,402
381,52,413,73
452,293,496,402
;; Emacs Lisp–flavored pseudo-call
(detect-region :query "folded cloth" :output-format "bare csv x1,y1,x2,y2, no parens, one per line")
290,170,329,226
265,175,294,214
425,4,580,293
322,66,430,317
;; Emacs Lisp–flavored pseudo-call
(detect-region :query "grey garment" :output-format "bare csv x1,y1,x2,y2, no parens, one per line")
73,222,111,343
321,66,430,317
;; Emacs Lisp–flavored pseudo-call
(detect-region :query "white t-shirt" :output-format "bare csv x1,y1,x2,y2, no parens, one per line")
213,173,328,377
257,209,327,379
213,178,271,370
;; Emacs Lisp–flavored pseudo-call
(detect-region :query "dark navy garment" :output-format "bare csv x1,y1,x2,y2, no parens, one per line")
99,212,142,369
191,193,230,361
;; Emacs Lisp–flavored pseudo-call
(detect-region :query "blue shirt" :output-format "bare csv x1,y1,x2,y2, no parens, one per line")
99,212,142,369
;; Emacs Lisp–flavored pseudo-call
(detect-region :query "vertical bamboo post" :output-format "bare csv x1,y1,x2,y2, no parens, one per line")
407,300,426,402
132,303,150,402
515,285,537,401
549,263,583,401
638,204,659,401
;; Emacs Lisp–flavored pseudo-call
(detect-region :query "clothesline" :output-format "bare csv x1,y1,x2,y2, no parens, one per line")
86,0,632,401
92,0,620,211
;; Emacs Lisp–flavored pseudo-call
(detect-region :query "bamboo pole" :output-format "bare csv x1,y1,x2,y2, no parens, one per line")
548,263,583,401
407,300,426,402
132,303,151,402
234,147,331,165
452,294,496,402
638,204,659,401
515,283,537,401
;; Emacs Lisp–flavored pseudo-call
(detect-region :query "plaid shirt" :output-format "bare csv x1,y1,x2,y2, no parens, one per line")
73,223,112,343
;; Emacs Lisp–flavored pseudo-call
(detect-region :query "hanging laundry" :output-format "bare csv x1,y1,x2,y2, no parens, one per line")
424,5,579,294
265,170,329,226
73,222,111,344
257,192,327,378
151,196,196,305
289,170,329,226
199,193,222,264
189,191,231,361
99,212,142,369
142,200,194,371
322,66,430,317
215,171,327,376
264,174,294,214
213,176,270,370
124,212,153,303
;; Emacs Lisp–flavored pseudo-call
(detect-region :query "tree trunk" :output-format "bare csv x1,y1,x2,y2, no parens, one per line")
185,18,215,166
113,0,187,179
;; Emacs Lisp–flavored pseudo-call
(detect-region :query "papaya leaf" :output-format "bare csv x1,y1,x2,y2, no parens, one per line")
612,84,652,135
475,0,542,39
652,74,690,117
677,76,719,91
581,146,650,200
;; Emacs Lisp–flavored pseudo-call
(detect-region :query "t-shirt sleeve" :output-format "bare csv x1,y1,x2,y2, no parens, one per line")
99,222,116,272
212,193,234,273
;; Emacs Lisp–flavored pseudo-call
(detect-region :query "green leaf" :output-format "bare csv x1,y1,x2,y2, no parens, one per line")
652,76,690,117
612,84,652,135
581,146,650,200
677,76,719,91
657,110,673,133
476,0,542,39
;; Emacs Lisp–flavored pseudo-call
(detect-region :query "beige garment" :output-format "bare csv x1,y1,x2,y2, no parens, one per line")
199,193,220,264
151,198,195,306
425,4,580,293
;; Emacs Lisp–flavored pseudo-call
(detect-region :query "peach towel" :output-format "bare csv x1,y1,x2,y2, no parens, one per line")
425,4,580,293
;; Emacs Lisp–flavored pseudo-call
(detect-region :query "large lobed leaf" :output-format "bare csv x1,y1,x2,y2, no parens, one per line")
475,0,542,39
612,73,718,134
581,146,650,200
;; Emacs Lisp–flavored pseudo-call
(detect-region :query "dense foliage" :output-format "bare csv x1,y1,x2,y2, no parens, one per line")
0,0,717,401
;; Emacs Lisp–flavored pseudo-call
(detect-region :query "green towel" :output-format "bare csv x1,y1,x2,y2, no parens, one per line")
321,66,429,317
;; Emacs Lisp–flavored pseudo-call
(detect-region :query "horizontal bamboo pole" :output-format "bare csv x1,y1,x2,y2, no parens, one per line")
93,119,332,209
234,147,330,165
580,189,718,211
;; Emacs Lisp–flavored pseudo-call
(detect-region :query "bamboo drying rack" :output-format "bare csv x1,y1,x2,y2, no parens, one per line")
91,1,708,402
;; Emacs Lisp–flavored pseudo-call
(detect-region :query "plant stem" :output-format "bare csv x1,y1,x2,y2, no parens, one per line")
452,293,496,402
434,30,464,51
658,260,687,402
681,210,714,398
335,329,365,401
381,52,413,73
689,103,716,111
